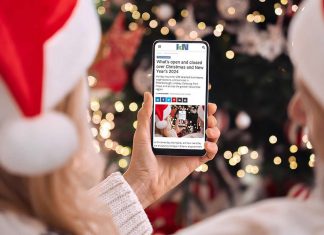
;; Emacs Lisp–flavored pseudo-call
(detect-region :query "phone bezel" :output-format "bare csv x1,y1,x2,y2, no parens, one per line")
151,40,210,157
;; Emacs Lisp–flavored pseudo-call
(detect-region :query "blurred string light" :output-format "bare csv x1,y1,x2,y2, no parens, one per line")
226,50,235,59
214,23,224,37
195,163,208,172
246,11,265,23
273,156,282,165
309,154,315,167
274,3,283,16
269,135,277,144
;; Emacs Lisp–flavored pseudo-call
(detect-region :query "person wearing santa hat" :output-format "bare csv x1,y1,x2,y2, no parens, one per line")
0,0,219,234
176,0,324,234
154,104,178,137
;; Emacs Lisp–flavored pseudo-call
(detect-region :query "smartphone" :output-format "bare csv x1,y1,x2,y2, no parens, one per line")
151,40,209,156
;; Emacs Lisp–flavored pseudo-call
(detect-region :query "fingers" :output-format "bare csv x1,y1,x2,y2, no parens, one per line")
135,92,153,136
201,141,218,162
208,103,217,116
207,115,217,128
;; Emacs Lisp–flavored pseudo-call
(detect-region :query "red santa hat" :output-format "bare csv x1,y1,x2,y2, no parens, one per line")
289,0,324,108
155,105,171,129
0,0,100,175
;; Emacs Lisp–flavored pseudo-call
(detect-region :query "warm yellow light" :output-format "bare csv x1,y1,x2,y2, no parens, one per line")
292,5,299,12
97,6,106,15
198,22,206,30
133,120,138,129
309,159,315,167
280,0,288,5
161,26,170,35
269,135,277,144
92,111,102,124
168,18,177,27
124,3,133,12
215,24,224,32
181,9,189,17
104,139,113,149
99,127,111,139
310,153,316,161
90,99,100,112
290,161,298,170
223,151,232,159
238,146,249,155
129,102,138,112
288,156,296,163
114,101,124,112
105,113,114,122
227,7,236,15
132,11,141,20
128,22,138,31
247,14,254,22
275,8,283,16
213,30,222,37
245,165,253,173
149,20,158,28
306,141,313,149
201,164,208,172
289,145,298,153
226,50,235,59
87,76,97,87
273,156,282,165
251,166,259,174
118,159,128,168
250,151,259,160
142,12,150,21
237,169,245,178
254,15,262,23
229,158,237,166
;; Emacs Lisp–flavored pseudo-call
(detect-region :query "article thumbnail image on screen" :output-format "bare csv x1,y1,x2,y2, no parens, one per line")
154,104,205,138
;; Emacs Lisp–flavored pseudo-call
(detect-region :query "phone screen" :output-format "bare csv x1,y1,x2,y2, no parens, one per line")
151,40,209,155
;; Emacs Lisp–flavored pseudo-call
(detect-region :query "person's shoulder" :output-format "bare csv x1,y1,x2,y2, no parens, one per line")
176,198,324,235
0,211,46,235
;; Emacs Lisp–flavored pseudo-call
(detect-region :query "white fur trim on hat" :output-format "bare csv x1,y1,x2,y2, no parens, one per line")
0,112,78,175
288,0,324,108
155,105,171,129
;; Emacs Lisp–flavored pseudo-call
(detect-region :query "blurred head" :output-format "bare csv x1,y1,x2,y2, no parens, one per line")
288,0,324,158
288,78,324,158
0,0,117,233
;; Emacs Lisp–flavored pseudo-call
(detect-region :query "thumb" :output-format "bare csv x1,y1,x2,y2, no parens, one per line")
135,92,153,140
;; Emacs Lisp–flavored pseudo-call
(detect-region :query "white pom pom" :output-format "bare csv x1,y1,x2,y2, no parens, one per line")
0,112,78,176
156,120,167,129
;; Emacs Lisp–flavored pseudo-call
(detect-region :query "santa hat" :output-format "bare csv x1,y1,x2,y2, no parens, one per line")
0,0,100,175
197,105,205,121
155,105,171,129
288,0,324,108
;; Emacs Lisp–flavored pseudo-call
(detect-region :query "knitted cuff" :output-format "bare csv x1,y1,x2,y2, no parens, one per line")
91,172,153,235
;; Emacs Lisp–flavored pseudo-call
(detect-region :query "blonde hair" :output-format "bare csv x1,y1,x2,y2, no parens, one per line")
0,80,118,234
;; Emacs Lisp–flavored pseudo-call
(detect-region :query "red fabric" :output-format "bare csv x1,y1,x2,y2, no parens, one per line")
0,0,77,116
155,104,169,121
90,13,144,92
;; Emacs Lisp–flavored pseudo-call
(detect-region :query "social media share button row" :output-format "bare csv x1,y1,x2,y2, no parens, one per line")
155,97,188,103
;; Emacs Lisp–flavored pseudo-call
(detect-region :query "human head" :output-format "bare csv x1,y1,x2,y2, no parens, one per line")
0,0,117,233
288,0,324,158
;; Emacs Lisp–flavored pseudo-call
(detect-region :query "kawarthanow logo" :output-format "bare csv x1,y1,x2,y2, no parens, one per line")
176,43,189,50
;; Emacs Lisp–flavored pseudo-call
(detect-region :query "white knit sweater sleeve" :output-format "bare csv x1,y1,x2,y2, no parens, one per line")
90,172,153,235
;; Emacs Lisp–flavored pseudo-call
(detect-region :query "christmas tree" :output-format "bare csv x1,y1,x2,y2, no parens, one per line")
89,0,313,232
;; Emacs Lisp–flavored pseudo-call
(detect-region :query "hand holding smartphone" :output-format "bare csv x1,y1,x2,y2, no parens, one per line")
151,40,210,156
